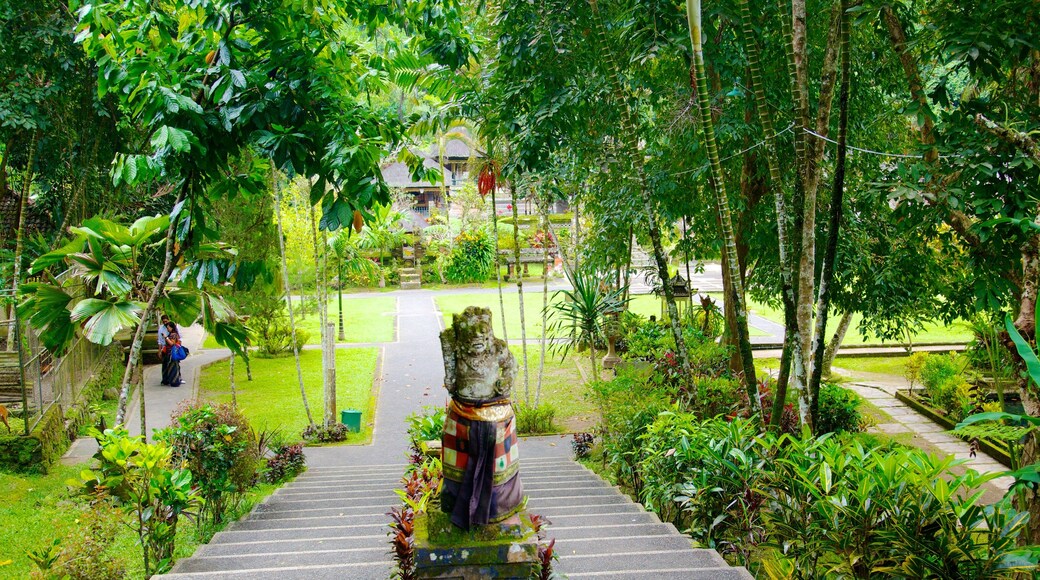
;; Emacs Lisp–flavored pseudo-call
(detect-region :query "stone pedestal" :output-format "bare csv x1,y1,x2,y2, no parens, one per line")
414,510,539,580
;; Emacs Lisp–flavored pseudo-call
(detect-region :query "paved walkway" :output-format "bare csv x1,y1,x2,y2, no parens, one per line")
831,367,1015,498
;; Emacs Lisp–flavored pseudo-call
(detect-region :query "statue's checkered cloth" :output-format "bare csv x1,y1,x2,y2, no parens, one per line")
440,399,525,528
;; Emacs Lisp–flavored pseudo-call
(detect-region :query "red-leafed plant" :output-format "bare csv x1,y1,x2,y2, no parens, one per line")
530,514,558,580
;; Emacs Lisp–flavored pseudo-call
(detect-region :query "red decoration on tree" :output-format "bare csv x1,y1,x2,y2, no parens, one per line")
477,161,499,199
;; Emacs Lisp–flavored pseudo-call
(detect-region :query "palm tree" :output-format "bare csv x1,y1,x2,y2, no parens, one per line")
327,230,378,340
546,269,628,383
358,202,406,287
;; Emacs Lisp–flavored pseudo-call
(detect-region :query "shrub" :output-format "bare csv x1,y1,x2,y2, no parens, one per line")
265,443,306,484
903,351,928,392
158,402,259,526
571,432,594,459
516,402,558,435
690,376,741,419
406,406,446,443
236,289,311,356
301,422,349,443
30,505,126,580
687,339,733,378
763,436,1040,577
624,317,671,360
815,383,862,434
74,427,199,576
444,228,496,283
591,369,675,496
930,375,974,420
639,415,769,564
920,353,961,393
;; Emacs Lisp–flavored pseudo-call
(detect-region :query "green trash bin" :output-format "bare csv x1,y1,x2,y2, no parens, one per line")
340,409,363,432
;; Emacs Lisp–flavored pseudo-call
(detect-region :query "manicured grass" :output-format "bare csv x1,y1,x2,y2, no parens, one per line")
0,462,276,578
203,296,396,348
831,356,910,377
627,294,769,336
509,345,598,432
198,348,380,442
438,291,770,341
709,293,973,346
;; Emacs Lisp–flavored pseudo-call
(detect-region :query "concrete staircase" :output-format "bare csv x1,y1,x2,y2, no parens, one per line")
399,267,421,290
162,457,752,579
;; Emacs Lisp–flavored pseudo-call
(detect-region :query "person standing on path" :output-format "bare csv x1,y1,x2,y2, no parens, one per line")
162,321,184,387
158,314,171,385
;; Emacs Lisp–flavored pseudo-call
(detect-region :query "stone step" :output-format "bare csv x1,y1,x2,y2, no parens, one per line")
556,549,734,575
247,504,395,521
548,522,682,541
165,560,391,579
566,567,754,579
259,490,399,505
538,510,661,526
170,546,390,574
167,458,746,579
552,533,696,556
217,521,387,540
527,493,636,510
195,533,387,557
526,502,646,517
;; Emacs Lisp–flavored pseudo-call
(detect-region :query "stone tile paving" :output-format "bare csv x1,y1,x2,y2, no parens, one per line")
844,382,1015,491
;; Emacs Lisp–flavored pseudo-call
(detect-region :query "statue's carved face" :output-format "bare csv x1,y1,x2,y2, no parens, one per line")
465,312,493,355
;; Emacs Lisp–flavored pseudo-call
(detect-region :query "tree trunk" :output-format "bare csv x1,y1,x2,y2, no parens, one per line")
510,182,530,404
273,168,314,429
809,0,850,429
790,0,815,429
9,131,38,352
229,352,238,408
491,184,509,343
337,261,345,341
310,206,335,426
736,0,803,427
537,201,549,407
822,309,852,376
589,0,693,383
687,0,760,410
115,188,185,425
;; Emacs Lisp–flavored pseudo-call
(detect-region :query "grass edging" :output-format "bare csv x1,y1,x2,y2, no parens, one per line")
894,390,1012,468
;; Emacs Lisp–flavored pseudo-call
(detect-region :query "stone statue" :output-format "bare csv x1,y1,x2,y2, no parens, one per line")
439,306,524,530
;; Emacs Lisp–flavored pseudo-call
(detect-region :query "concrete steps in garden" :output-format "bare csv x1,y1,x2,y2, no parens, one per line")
400,267,421,290
162,457,751,579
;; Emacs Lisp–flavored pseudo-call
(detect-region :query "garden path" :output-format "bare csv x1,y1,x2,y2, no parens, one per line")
162,291,752,578
836,373,1015,497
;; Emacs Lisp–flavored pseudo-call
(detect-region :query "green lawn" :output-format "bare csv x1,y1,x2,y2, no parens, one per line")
627,294,769,336
204,296,396,348
509,345,598,432
710,293,972,346
198,348,380,442
0,462,275,578
438,291,770,341
831,356,910,377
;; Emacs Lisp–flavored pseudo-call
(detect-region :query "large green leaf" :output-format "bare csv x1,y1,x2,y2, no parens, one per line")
1004,313,1040,389
29,235,86,274
126,214,170,246
17,283,77,353
70,298,141,346
956,411,1040,429
155,286,201,326
209,321,249,357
